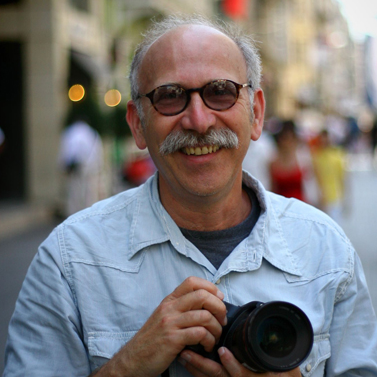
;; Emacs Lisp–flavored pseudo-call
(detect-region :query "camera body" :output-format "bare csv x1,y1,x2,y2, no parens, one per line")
186,300,313,373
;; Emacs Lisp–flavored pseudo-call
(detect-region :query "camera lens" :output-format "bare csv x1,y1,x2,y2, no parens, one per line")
257,316,296,358
224,301,313,373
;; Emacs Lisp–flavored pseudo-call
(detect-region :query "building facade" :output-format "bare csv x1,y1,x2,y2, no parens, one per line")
0,0,216,208
0,0,364,211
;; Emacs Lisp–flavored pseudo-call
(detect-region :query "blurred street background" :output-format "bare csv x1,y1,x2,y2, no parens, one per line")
1,0,377,374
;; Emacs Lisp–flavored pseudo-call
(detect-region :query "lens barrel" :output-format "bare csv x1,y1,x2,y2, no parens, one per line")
224,301,313,372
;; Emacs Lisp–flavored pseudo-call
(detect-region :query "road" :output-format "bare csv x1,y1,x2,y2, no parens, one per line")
0,164,377,374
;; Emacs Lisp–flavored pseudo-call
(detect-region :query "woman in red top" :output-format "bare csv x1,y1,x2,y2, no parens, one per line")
269,120,308,202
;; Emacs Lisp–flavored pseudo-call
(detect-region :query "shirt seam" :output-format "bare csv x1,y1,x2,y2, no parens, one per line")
58,223,79,308
69,258,142,273
334,242,355,303
277,209,350,244
64,193,139,225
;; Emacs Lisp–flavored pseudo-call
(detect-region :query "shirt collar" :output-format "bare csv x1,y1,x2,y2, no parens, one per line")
127,174,170,259
128,171,302,277
242,171,302,276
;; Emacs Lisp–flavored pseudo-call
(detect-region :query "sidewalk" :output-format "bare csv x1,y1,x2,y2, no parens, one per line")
0,201,52,241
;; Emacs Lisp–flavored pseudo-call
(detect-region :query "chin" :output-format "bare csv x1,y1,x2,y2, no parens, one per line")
183,180,229,199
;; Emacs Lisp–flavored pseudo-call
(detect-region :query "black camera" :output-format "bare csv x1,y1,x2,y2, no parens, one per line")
186,301,313,373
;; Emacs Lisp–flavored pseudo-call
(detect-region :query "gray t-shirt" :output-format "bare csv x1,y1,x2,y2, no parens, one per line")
180,187,261,269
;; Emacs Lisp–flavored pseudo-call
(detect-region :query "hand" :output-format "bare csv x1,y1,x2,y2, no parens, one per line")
91,276,227,377
179,346,302,377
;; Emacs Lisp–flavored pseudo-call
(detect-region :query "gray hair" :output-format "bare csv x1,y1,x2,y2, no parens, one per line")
129,14,262,122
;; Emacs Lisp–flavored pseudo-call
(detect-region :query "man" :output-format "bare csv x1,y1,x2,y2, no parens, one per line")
3,15,377,377
58,117,104,216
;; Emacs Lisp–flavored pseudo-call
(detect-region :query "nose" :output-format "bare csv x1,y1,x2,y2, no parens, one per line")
180,92,216,134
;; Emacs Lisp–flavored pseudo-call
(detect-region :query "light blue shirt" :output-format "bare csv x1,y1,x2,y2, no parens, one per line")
3,172,377,377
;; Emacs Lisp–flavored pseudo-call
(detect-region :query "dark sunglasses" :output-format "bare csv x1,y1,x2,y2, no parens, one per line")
138,79,252,116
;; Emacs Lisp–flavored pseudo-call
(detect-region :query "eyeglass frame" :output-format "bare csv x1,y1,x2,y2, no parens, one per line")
137,79,253,116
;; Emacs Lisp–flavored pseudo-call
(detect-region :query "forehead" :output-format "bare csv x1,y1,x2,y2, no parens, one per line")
139,24,247,90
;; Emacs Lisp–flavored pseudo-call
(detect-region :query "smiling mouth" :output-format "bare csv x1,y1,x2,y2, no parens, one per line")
182,145,220,156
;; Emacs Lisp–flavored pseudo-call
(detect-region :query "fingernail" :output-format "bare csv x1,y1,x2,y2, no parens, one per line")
217,290,224,300
218,347,226,356
222,315,228,326
179,352,191,364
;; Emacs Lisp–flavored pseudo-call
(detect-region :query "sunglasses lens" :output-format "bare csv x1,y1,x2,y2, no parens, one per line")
148,80,243,115
153,85,187,115
203,80,238,110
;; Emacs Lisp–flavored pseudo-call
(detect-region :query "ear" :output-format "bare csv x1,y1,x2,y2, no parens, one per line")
250,88,266,141
126,100,147,150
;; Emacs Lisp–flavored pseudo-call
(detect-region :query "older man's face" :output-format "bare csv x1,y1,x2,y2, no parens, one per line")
128,24,265,205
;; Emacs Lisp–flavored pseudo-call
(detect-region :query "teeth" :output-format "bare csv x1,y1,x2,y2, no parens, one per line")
182,145,220,155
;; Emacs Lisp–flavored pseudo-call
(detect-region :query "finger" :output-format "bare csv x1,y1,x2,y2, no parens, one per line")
158,285,225,320
159,289,227,328
170,276,224,301
179,350,230,377
180,325,217,352
219,348,302,377
218,347,252,376
173,289,227,326
160,292,226,328
176,309,223,344
146,295,224,353
148,306,220,352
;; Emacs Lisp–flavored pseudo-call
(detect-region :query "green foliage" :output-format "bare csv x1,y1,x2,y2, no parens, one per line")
65,90,105,134
106,104,131,138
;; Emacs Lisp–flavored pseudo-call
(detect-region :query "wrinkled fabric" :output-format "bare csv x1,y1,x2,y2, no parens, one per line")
3,172,377,377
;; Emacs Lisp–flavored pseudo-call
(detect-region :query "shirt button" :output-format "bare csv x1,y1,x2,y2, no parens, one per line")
306,364,312,372
215,279,221,285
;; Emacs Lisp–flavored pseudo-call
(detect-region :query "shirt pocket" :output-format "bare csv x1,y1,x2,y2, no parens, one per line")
88,331,138,371
300,335,331,377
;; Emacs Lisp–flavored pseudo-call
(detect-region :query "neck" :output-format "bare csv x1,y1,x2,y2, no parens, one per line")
158,175,251,231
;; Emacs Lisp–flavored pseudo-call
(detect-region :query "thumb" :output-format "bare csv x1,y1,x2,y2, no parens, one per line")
218,347,253,376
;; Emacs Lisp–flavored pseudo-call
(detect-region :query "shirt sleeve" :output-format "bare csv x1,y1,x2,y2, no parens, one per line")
326,251,377,376
3,228,91,377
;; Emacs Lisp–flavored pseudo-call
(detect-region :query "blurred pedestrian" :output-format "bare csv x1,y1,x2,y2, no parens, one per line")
269,120,319,205
312,129,347,224
58,117,104,217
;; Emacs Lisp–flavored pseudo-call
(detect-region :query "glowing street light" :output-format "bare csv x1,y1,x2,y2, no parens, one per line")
104,89,121,107
68,84,85,102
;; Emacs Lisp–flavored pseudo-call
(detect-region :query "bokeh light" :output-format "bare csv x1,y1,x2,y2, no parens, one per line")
104,89,122,107
68,84,85,102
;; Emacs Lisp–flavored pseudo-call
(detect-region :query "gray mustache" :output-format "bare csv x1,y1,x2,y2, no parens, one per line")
159,128,239,156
